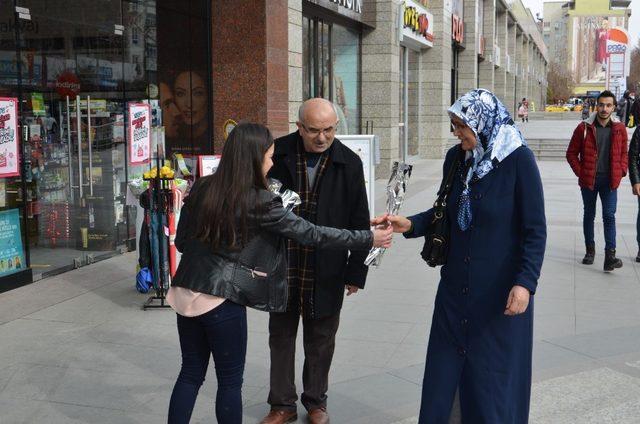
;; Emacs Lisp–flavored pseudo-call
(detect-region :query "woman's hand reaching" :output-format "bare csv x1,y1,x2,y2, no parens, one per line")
370,214,412,234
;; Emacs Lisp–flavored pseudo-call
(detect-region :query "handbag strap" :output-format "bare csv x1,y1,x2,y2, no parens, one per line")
435,147,461,206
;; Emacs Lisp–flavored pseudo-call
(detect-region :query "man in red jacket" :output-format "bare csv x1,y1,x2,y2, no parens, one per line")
566,90,629,271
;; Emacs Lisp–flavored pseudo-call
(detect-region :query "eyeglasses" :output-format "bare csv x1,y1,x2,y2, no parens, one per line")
300,122,339,137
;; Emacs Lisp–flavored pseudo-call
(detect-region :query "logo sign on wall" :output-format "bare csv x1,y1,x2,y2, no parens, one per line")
400,1,434,49
451,0,464,44
0,98,20,178
128,103,151,165
0,208,26,277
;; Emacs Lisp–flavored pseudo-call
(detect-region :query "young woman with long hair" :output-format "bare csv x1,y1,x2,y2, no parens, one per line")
166,123,392,423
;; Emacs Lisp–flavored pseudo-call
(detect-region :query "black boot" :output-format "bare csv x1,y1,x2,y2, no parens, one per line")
582,244,595,265
604,249,623,271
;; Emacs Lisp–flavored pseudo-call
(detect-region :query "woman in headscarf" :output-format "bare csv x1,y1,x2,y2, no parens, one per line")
372,89,546,423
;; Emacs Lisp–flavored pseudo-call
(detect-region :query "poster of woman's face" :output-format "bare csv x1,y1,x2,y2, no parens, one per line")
157,0,211,157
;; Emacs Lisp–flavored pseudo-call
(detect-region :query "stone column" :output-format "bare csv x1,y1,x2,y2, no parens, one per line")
361,2,400,177
478,0,495,89
514,29,522,106
458,0,478,94
212,0,289,151
419,0,453,159
288,0,303,133
494,10,507,101
505,20,517,115
519,36,530,103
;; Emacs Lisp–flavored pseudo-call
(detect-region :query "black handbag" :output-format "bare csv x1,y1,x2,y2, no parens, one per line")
420,147,461,267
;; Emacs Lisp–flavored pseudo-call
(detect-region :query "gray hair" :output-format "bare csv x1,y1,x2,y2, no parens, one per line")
297,99,339,122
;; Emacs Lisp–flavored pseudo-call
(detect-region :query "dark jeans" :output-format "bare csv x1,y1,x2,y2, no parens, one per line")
168,300,247,424
267,311,340,412
581,175,617,250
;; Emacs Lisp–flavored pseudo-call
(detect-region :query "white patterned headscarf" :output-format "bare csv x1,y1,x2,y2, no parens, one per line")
448,89,526,231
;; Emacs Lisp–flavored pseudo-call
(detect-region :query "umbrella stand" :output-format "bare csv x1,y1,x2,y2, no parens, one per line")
143,150,173,310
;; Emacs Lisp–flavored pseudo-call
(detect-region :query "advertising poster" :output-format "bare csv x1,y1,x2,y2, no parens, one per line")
198,155,221,177
0,209,26,277
0,97,20,178
128,103,151,165
571,16,628,87
339,135,376,216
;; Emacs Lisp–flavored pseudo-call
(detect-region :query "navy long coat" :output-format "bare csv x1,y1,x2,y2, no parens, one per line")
405,145,546,423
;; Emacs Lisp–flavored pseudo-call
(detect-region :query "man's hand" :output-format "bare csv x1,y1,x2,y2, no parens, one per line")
371,214,412,233
632,183,640,196
504,285,531,315
345,285,359,296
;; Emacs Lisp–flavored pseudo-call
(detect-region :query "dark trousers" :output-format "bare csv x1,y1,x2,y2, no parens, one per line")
636,197,640,249
581,175,617,250
267,311,340,412
168,300,247,424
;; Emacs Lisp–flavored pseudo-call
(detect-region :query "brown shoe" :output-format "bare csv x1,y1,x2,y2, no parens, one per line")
308,407,330,424
259,409,298,424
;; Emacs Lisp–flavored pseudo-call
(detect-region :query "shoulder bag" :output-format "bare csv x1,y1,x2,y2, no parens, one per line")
420,147,461,267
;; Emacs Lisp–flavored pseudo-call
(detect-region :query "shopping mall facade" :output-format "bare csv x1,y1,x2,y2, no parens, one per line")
0,0,546,291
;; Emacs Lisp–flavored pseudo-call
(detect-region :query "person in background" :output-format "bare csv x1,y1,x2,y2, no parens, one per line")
260,98,371,424
166,123,392,424
566,90,628,271
372,89,546,422
518,97,529,123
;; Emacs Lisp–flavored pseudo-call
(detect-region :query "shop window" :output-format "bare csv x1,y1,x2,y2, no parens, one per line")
303,16,361,134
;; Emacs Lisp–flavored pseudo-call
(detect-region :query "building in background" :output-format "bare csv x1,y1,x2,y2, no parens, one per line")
288,0,547,176
543,0,632,97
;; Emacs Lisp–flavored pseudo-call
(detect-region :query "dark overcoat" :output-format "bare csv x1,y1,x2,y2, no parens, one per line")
268,131,370,318
405,145,546,423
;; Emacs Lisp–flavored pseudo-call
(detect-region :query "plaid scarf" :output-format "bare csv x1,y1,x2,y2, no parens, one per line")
286,139,330,317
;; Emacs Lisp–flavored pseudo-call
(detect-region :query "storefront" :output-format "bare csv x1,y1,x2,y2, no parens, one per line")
302,0,370,134
398,0,433,160
0,0,213,291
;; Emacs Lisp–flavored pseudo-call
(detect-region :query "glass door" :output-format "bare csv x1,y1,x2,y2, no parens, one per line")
17,0,128,278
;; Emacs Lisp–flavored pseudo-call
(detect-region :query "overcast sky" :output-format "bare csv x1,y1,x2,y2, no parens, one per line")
521,0,640,48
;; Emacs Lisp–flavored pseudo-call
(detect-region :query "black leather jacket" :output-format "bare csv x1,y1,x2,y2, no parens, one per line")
629,127,640,185
171,178,373,312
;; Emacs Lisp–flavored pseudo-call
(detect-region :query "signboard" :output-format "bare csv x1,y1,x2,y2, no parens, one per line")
199,155,222,177
306,0,365,24
0,209,26,277
128,103,151,165
399,1,434,50
451,0,464,44
338,135,376,216
0,98,20,178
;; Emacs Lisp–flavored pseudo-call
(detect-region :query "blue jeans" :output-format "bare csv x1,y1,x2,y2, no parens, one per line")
168,300,247,424
581,175,617,250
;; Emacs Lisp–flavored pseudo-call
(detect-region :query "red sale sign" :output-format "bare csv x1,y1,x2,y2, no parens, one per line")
128,103,151,165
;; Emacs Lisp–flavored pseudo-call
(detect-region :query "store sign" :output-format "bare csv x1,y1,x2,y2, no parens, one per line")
329,0,362,13
128,103,151,165
399,1,434,49
452,15,464,44
0,98,19,178
0,209,26,277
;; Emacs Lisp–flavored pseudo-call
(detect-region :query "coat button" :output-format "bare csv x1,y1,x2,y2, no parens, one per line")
462,286,469,295
458,347,467,356
464,256,470,263
461,318,469,326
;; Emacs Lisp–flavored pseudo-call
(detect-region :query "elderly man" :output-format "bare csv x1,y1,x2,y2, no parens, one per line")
260,98,370,424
